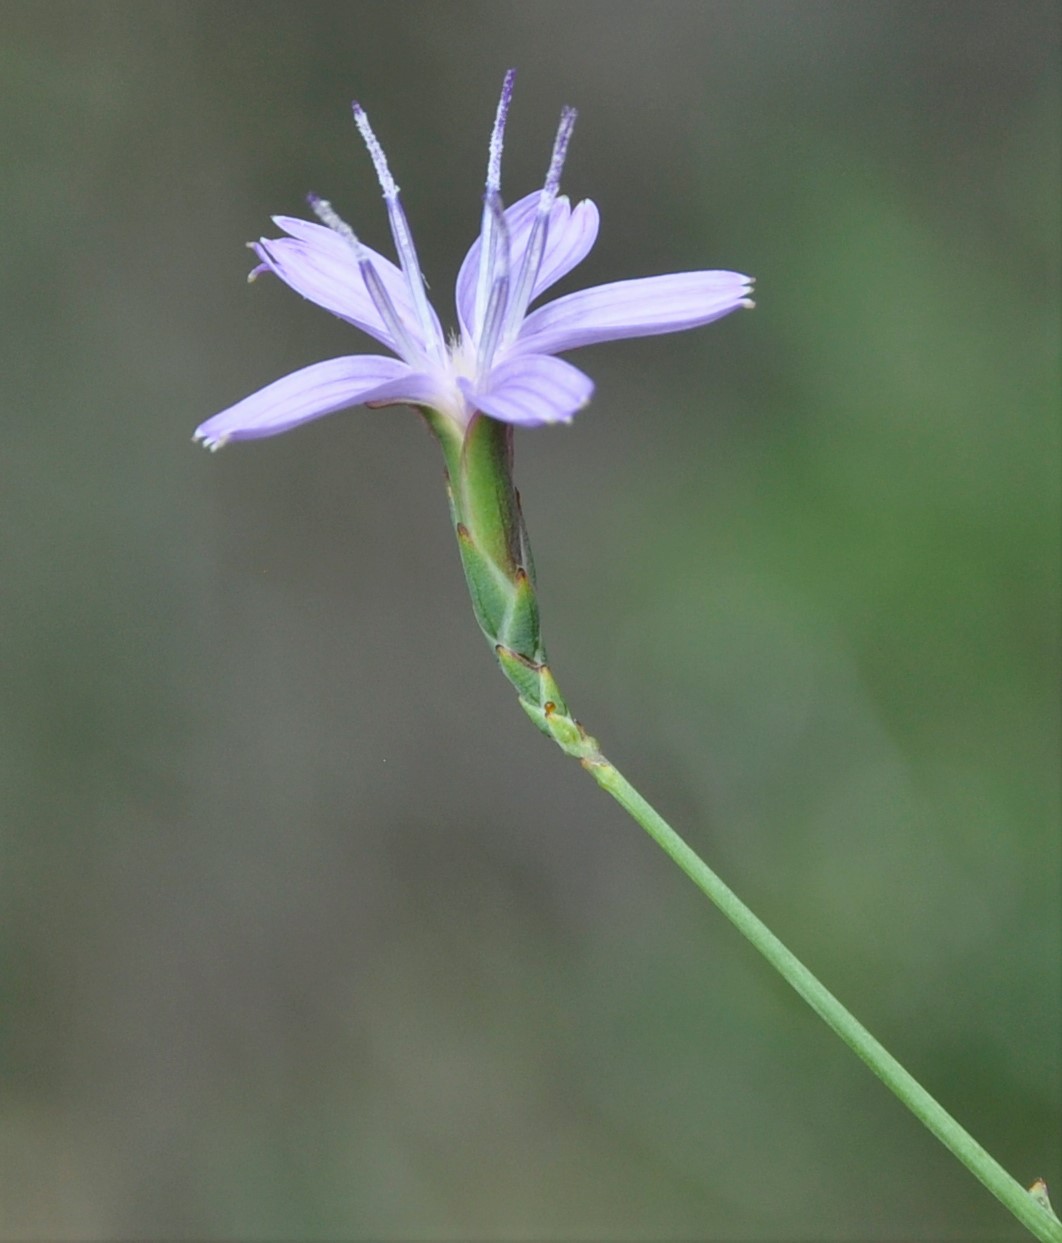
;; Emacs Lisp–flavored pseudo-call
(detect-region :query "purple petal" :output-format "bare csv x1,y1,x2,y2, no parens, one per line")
531,198,599,300
273,215,409,297
258,217,443,354
514,270,754,356
455,192,599,337
194,356,443,448
465,353,594,427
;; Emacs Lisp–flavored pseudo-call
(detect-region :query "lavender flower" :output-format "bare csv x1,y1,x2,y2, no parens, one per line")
194,71,753,449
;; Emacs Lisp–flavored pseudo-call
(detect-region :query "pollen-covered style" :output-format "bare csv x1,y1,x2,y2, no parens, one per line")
194,71,753,449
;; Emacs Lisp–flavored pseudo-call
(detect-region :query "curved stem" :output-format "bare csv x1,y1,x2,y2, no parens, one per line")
579,754,1060,1242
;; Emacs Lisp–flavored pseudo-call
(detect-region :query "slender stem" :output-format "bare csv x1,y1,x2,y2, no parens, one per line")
580,753,1062,1243
435,409,1057,1238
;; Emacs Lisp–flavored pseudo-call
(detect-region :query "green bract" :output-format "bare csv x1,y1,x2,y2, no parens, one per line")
427,409,599,761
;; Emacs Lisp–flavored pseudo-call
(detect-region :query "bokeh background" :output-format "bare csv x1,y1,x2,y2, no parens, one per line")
3,2,1059,1238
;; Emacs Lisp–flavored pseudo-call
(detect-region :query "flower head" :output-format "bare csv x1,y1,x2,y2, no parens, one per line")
194,71,753,449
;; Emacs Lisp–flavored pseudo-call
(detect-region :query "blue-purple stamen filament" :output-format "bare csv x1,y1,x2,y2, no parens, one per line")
308,194,423,364
502,105,577,346
473,90,579,369
352,102,445,366
476,193,512,371
474,68,517,335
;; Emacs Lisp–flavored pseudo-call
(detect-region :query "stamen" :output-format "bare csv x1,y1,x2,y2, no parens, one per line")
487,69,516,197
474,69,517,337
474,189,504,341
544,105,577,200
308,193,360,248
358,259,422,361
503,105,577,342
352,104,398,199
353,102,444,363
478,273,510,375
475,192,511,371
308,194,420,361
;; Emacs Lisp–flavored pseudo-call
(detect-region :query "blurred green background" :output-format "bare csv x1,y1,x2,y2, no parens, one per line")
2,2,1059,1238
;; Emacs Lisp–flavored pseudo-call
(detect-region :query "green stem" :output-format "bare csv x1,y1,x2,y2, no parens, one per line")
430,408,1057,1239
579,753,1061,1242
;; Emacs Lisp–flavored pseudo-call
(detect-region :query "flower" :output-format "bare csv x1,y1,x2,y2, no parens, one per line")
194,71,753,450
